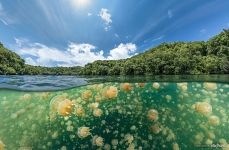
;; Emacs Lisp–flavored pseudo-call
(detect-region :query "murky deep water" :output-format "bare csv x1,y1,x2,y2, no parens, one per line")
0,80,229,150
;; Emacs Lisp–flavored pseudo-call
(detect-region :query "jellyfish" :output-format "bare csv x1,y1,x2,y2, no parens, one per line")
177,82,188,91
92,136,104,147
77,127,91,138
138,83,145,87
104,86,118,99
195,102,212,115
57,99,73,116
111,139,118,146
203,82,217,91
104,144,111,150
121,83,132,92
75,106,85,117
93,108,103,117
152,82,160,90
147,109,159,121
165,95,172,101
89,102,99,110
208,115,220,126
0,140,5,150
150,124,161,134
82,90,92,100
172,143,180,150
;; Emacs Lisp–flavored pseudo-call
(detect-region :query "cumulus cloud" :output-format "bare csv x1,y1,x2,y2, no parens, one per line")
108,43,137,60
14,38,137,67
99,8,112,31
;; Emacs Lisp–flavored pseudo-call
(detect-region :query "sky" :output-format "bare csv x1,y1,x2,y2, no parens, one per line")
0,0,229,67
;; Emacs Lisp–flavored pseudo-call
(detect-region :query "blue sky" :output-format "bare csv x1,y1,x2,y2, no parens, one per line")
0,0,229,66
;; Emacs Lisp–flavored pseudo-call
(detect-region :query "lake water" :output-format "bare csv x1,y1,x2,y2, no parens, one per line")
0,75,228,150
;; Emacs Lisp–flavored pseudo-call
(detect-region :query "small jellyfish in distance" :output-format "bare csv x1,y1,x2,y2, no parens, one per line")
104,86,118,99
208,115,220,126
121,83,132,92
0,140,5,150
77,127,91,138
172,143,180,150
92,135,104,147
147,109,159,121
93,108,103,117
75,106,85,117
150,124,161,134
82,90,92,100
138,83,145,87
195,102,212,116
152,82,160,90
58,99,73,116
203,82,217,91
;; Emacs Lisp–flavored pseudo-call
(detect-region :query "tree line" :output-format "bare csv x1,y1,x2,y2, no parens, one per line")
0,29,228,75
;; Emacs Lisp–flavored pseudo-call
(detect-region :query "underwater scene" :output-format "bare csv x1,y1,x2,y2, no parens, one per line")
0,81,229,150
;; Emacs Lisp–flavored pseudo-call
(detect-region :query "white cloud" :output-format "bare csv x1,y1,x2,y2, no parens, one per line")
168,10,173,18
0,2,16,25
87,13,92,16
107,43,137,60
200,29,207,34
99,8,112,31
151,35,164,42
14,38,137,67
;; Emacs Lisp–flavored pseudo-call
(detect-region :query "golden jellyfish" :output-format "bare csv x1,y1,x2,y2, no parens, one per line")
209,115,220,126
150,124,161,134
147,109,159,121
57,99,73,116
75,106,85,117
152,82,160,90
104,86,118,99
177,82,188,91
92,136,104,147
121,83,132,92
138,83,145,87
0,140,5,150
172,143,180,150
203,82,217,91
89,102,99,110
82,90,92,100
195,102,212,115
77,127,91,138
93,108,103,117
165,95,172,101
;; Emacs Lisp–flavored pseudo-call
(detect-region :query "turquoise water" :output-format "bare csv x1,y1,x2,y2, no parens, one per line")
0,77,229,150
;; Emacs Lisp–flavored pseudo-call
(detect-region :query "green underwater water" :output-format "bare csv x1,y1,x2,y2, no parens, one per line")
0,82,229,150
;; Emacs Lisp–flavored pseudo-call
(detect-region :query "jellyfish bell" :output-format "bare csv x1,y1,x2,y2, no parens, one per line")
209,115,220,126
105,86,118,99
93,108,103,117
77,127,91,138
152,82,160,90
92,135,104,147
150,124,161,134
147,109,159,121
203,82,217,91
138,83,145,87
121,83,132,92
58,99,73,116
195,102,212,115
82,90,92,100
172,143,180,150
0,140,5,150
89,102,99,110
177,82,188,91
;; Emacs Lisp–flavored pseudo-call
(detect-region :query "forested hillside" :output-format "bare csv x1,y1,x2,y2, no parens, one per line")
80,29,229,75
0,29,228,75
